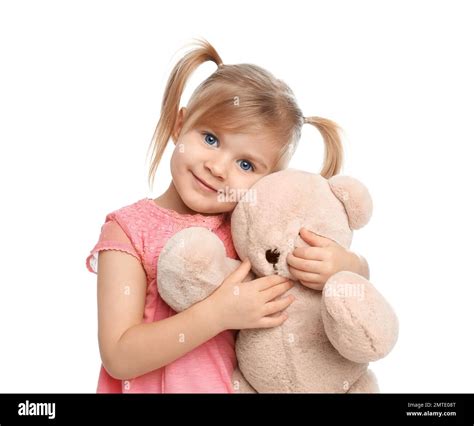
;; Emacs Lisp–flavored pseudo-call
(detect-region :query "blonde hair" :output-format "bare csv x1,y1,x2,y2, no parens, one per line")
147,38,343,189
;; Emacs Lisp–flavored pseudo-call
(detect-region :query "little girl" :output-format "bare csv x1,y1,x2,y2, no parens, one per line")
86,39,369,393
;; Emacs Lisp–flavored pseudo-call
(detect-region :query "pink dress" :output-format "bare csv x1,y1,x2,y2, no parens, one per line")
85,198,238,393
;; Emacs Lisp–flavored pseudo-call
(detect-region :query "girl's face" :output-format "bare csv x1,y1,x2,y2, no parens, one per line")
171,119,283,214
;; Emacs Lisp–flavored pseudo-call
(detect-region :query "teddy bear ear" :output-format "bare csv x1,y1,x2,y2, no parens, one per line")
328,175,373,230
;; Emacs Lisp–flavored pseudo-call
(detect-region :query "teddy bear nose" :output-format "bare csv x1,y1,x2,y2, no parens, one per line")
265,248,280,265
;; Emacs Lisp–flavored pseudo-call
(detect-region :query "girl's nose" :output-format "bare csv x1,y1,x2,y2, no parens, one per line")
204,158,227,179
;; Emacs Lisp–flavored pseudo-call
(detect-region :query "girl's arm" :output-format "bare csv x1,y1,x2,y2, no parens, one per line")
97,249,224,380
97,251,294,380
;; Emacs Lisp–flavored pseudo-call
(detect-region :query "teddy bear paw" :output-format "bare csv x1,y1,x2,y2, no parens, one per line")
321,271,398,363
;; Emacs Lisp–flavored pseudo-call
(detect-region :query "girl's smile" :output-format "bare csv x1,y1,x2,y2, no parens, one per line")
191,171,219,193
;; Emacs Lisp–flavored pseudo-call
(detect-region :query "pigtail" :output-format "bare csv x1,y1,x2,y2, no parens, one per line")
303,116,343,178
147,39,223,189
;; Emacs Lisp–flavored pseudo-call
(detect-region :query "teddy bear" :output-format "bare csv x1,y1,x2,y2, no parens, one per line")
157,169,399,393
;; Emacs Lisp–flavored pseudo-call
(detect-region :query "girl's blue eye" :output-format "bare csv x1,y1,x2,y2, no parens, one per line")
203,133,219,146
237,159,254,172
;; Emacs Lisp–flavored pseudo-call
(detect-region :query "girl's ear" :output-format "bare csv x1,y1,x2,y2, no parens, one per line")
328,175,373,230
172,107,187,144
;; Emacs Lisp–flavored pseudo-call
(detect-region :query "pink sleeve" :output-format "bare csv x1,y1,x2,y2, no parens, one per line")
86,220,141,274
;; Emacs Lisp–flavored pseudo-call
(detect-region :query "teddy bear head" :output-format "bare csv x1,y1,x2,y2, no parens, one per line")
230,169,373,280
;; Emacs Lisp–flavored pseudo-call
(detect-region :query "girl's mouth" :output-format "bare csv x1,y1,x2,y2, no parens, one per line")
191,172,218,193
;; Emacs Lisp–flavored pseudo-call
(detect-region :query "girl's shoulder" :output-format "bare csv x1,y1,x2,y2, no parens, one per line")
106,197,162,222
87,198,236,277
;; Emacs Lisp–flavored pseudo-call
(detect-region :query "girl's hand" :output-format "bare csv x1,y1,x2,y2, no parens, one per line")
287,228,364,290
207,258,295,331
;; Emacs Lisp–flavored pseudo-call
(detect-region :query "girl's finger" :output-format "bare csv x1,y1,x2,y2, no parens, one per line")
287,253,323,274
263,295,295,316
300,280,325,291
258,312,289,329
226,258,252,283
299,228,334,247
261,281,293,302
255,273,288,291
292,246,326,261
289,266,323,285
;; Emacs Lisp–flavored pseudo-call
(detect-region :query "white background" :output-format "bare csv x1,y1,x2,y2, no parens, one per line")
1,0,473,393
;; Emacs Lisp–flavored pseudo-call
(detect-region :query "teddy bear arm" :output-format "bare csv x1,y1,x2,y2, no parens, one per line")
321,271,399,363
231,367,258,393
158,227,241,312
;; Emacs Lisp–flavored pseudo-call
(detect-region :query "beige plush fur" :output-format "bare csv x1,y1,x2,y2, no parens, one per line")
157,169,398,393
